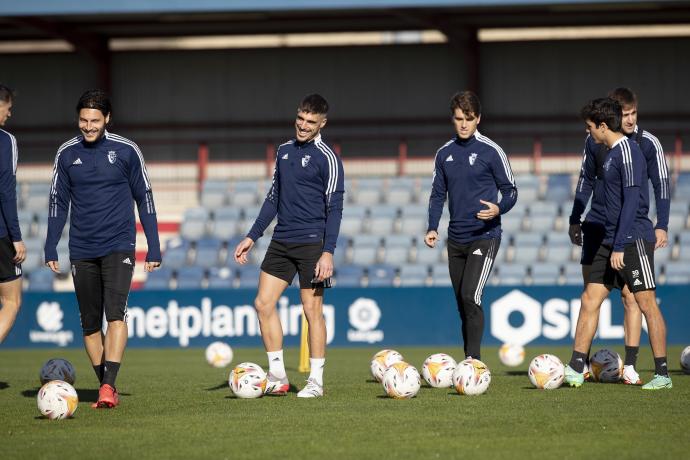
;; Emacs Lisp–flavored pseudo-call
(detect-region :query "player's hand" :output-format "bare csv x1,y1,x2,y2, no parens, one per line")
610,251,625,271
12,240,26,264
424,230,439,248
46,260,60,273
568,224,583,246
654,229,668,249
476,200,499,220
233,237,255,265
144,261,161,272
314,252,334,282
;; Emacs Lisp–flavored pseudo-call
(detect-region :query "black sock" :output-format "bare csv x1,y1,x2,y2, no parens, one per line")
624,346,639,367
93,363,105,383
102,361,121,388
569,351,588,373
653,357,669,377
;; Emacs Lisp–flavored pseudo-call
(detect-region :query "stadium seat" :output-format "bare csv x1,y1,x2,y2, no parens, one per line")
351,245,379,265
530,264,561,285
386,186,413,206
27,269,54,292
352,234,381,248
385,234,414,248
543,245,573,263
164,246,189,270
382,245,409,265
23,194,49,212
430,264,452,286
211,219,239,242
511,245,541,264
513,233,544,247
562,264,583,285
415,240,444,264
545,174,572,202
176,266,205,289
342,205,368,219
193,237,224,268
367,216,396,236
248,238,271,265
545,232,571,247
353,188,381,206
201,190,226,208
340,216,363,236
399,264,428,287
143,267,173,290
208,267,235,289
367,264,396,287
663,262,690,284
180,220,207,241
500,214,523,234
229,190,258,207
335,265,364,287
203,179,230,193
525,215,555,232
529,201,559,217
237,265,261,288
497,264,527,285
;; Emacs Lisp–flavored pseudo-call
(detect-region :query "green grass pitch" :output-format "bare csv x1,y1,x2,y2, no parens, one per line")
1,346,688,459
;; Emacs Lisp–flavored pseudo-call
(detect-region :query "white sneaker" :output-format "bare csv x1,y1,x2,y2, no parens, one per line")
265,372,289,395
297,378,323,398
622,365,642,385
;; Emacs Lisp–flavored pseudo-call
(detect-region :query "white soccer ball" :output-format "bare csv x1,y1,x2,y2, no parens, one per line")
681,346,690,374
499,343,525,367
452,358,491,395
370,349,404,383
229,362,267,399
590,349,623,383
382,362,421,399
40,358,76,385
421,353,457,388
37,380,79,420
528,354,565,390
205,341,234,368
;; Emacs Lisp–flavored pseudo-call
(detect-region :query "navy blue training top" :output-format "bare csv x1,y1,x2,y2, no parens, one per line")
0,129,21,242
45,131,161,262
247,133,345,254
428,131,518,244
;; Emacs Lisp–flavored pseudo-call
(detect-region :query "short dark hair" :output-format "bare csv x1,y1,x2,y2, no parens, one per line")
580,97,622,132
0,84,14,103
298,94,328,115
450,91,481,117
608,87,637,109
76,89,112,117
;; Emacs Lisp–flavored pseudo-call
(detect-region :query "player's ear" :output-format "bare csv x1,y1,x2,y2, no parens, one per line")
319,116,327,129
105,113,111,125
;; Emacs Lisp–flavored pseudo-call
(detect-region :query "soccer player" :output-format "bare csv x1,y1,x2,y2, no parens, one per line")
565,98,671,390
0,84,26,343
234,94,344,398
568,88,670,385
426,91,517,361
44,90,162,407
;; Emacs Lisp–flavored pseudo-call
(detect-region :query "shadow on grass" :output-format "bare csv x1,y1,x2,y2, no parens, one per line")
505,371,527,376
205,381,228,391
22,388,130,402
365,379,379,384
670,370,688,376
0,381,8,390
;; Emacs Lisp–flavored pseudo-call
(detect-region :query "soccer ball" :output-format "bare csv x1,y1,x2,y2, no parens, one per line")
205,341,234,368
528,354,564,390
37,380,79,420
40,358,76,385
498,344,525,367
229,362,267,399
421,353,457,388
370,349,404,382
452,358,491,395
681,346,690,374
382,362,421,399
590,349,623,383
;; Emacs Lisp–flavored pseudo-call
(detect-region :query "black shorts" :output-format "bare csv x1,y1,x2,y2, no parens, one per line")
588,240,655,293
0,237,21,282
72,251,135,334
580,221,605,266
261,240,331,289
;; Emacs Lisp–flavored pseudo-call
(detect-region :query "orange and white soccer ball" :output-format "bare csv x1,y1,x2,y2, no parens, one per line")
40,358,76,385
452,358,491,395
421,353,457,388
528,354,565,390
498,344,525,367
37,380,79,420
205,341,234,368
680,346,690,374
382,362,421,399
229,362,267,399
590,349,623,383
370,349,404,382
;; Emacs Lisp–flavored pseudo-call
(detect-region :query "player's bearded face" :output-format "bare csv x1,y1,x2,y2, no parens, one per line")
452,108,480,140
295,110,326,143
620,105,637,135
78,108,109,143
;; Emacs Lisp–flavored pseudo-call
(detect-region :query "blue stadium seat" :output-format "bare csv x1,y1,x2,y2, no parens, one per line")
562,263,583,285
184,207,210,222
335,265,364,287
545,232,572,247
203,179,230,193
176,266,205,289
400,204,427,218
211,219,239,242
352,235,381,248
511,245,541,264
545,174,572,202
352,246,379,265
237,265,261,288
201,190,226,208
497,264,527,285
398,216,426,235
208,267,235,289
164,246,189,270
501,214,523,234
525,215,556,232
193,237,224,268
385,235,414,248
513,233,544,247
233,180,260,193
415,240,444,264
367,264,396,287
340,216,363,236
544,245,574,263
143,267,173,290
430,264,452,286
27,270,54,292
663,262,690,284
356,178,384,190
213,207,241,221
386,186,413,206
229,190,258,207
382,246,409,265
353,188,381,206
529,201,559,216
342,205,368,219
368,216,396,236
399,264,428,287
531,264,561,285
24,194,49,212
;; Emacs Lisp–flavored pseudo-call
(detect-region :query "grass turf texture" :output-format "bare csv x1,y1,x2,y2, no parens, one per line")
1,346,688,459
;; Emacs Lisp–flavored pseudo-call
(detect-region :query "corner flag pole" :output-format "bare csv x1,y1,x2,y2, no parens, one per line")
298,310,310,373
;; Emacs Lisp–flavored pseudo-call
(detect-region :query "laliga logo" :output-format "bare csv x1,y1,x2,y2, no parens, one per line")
30,302,74,347
490,289,646,346
347,298,384,343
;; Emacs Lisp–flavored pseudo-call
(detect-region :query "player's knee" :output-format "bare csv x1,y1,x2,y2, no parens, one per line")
459,291,478,311
621,293,639,313
254,296,274,316
302,301,323,321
